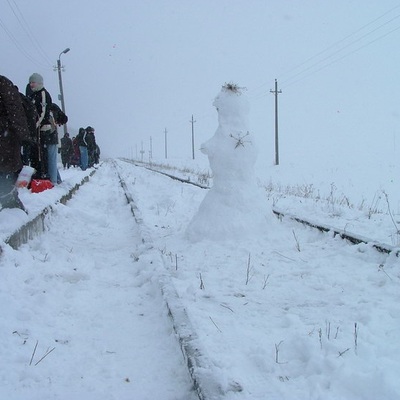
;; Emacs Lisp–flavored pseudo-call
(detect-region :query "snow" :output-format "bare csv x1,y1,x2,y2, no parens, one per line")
1,87,400,398
0,157,399,399
0,164,196,400
186,85,269,242
125,161,400,400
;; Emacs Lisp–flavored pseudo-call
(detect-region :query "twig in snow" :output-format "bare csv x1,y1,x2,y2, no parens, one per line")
337,348,350,357
378,264,393,281
292,229,301,252
326,321,331,340
334,326,340,339
383,191,400,235
272,251,296,262
220,304,234,313
39,253,49,262
262,274,270,290
354,322,359,355
245,253,253,285
318,328,323,349
209,316,222,333
275,341,287,364
29,340,38,366
199,273,205,290
34,347,56,366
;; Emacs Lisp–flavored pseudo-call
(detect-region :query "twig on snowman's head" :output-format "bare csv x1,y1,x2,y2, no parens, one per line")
222,82,246,94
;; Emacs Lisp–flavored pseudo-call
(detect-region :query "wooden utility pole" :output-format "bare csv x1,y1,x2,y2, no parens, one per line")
149,136,153,161
270,79,282,165
190,115,196,159
164,128,168,159
140,141,145,162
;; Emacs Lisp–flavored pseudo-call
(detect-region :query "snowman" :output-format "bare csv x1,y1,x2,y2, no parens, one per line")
185,83,270,242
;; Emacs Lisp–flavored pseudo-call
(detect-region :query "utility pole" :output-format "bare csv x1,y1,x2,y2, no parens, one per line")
190,115,196,159
164,128,168,159
270,79,282,165
140,141,145,162
55,48,70,135
149,136,153,162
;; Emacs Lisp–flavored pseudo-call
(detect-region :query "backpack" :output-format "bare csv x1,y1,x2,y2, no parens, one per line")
49,103,68,126
19,92,38,139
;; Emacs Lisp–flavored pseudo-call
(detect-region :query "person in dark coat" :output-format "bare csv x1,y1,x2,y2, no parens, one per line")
0,75,31,210
85,126,97,167
60,132,73,169
18,88,38,167
28,73,61,184
70,136,81,167
76,127,88,170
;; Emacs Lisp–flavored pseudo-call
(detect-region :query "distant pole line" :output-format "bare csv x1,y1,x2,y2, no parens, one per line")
190,115,196,160
270,79,282,165
164,128,168,159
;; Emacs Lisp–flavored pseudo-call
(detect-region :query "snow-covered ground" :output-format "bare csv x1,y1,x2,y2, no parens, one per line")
120,158,400,400
0,164,196,400
1,156,399,399
2,85,400,399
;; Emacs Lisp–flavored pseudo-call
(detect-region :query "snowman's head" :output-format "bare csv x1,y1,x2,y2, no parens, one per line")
213,83,249,128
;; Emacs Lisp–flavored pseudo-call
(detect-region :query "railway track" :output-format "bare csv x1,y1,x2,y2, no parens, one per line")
2,160,399,399
115,160,399,399
0,161,198,400
129,160,398,257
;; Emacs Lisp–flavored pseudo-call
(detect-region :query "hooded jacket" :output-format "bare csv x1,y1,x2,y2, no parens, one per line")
76,128,88,147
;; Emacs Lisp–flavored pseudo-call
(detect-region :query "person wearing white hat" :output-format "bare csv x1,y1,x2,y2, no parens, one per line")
28,73,61,185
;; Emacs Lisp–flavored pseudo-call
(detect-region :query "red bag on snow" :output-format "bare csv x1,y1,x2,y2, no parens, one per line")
30,179,54,193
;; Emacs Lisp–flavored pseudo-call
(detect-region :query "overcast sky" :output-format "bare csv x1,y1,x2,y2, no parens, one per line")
2,0,400,167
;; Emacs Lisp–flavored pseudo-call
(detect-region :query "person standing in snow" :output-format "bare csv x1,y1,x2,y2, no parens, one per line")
85,126,97,167
60,132,73,169
28,73,61,185
70,136,81,167
76,127,88,170
0,75,31,210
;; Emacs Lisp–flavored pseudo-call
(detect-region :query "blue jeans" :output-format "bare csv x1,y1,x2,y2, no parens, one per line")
47,144,61,185
79,146,88,170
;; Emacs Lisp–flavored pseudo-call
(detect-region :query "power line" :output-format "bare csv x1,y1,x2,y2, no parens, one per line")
281,13,400,88
1,0,52,69
0,17,48,69
248,4,400,98
7,0,53,66
282,22,400,89
277,3,400,83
